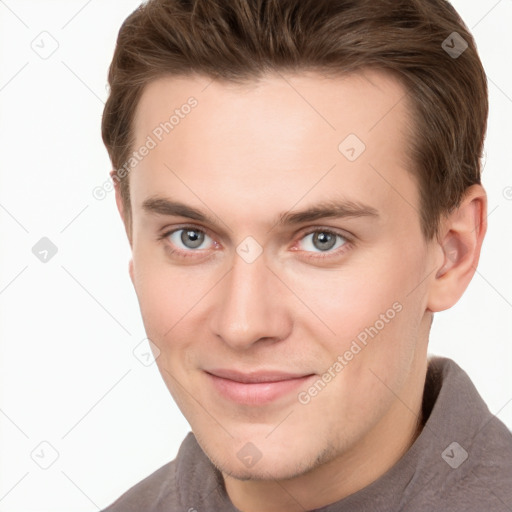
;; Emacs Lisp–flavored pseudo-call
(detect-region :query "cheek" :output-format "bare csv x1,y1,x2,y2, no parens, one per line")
136,275,194,339
131,245,193,340
132,263,201,400
130,252,223,387
285,254,408,348
296,246,424,386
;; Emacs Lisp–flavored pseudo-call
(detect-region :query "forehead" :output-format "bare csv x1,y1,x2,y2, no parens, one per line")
130,69,419,232
134,69,413,145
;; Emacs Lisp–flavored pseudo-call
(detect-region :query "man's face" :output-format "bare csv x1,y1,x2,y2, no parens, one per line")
126,70,437,480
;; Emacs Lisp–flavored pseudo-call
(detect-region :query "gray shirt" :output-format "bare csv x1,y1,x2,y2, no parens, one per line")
102,357,512,511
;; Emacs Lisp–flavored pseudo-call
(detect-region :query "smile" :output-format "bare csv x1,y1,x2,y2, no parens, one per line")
204,369,316,405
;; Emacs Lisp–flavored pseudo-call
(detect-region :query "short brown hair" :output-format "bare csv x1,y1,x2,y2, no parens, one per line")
101,0,488,240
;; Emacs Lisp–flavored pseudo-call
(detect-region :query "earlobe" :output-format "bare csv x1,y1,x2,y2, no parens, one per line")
427,185,487,312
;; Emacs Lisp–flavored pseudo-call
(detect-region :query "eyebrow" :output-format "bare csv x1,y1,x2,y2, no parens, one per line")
142,196,379,228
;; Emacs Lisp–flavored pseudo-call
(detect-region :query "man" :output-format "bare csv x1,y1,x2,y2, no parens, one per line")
101,0,512,510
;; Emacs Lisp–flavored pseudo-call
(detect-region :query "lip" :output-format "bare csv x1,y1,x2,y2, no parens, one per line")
205,369,315,405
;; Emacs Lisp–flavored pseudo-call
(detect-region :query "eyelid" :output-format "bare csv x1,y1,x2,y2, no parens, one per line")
294,225,354,243
159,222,214,238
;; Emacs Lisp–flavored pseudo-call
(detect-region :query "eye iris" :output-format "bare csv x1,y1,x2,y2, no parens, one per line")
181,229,204,249
313,231,336,251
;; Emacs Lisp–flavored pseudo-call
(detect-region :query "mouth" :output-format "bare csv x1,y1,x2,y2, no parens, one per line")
204,369,316,405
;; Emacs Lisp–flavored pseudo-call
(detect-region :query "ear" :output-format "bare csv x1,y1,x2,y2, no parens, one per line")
427,184,487,312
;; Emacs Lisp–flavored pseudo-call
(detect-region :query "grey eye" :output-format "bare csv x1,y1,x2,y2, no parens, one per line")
300,231,347,253
167,228,211,250
180,229,205,249
312,231,337,251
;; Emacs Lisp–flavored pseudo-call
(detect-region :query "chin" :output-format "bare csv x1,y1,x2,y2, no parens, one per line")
216,458,312,481
205,441,334,482
192,417,343,481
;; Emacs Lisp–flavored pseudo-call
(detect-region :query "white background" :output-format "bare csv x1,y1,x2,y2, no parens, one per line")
0,1,510,511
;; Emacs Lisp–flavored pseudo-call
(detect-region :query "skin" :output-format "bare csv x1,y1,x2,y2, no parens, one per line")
112,69,487,512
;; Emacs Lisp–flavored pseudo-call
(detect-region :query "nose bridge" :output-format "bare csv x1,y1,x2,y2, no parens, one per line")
211,249,290,349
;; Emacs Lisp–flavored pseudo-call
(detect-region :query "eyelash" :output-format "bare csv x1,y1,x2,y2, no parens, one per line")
158,225,354,261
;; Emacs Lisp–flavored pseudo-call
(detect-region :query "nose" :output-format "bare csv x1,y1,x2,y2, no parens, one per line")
209,248,292,351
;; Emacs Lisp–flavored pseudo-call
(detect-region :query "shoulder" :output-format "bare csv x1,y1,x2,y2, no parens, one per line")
405,356,512,511
449,414,512,509
101,458,178,512
101,431,233,512
413,423,512,512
